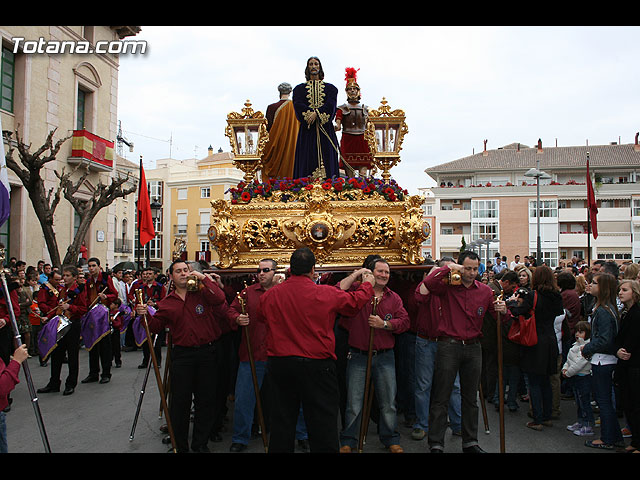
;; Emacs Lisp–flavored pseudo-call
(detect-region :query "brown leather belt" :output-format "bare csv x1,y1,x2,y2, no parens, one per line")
417,332,438,341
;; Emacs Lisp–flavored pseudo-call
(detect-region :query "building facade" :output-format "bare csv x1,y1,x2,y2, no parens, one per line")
0,25,140,268
143,147,244,272
422,139,640,267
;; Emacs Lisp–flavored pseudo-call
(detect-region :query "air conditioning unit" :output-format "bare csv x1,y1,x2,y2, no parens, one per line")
452,199,461,205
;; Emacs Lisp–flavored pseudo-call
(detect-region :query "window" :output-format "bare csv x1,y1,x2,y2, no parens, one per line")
176,213,187,234
148,181,163,203
535,250,558,268
472,200,498,219
77,88,86,130
201,187,210,198
441,227,453,235
1,46,15,112
633,199,640,217
177,188,187,200
149,235,162,259
472,223,498,241
200,240,209,251
529,200,557,218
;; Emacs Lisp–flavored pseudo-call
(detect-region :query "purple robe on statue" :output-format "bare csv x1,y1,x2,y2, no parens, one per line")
292,80,340,180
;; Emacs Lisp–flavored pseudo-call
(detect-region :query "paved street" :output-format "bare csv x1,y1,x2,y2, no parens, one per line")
4,346,629,454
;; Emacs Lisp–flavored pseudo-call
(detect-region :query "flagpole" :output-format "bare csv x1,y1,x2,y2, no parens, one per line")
137,156,143,272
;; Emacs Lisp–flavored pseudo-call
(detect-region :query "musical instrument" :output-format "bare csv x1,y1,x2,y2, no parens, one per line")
444,270,462,285
186,275,201,292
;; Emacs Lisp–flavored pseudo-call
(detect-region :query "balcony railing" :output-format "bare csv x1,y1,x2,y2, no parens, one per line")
173,224,188,235
68,129,114,171
114,238,133,253
196,223,210,235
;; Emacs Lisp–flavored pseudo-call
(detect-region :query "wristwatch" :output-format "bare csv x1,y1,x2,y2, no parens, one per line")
383,320,389,330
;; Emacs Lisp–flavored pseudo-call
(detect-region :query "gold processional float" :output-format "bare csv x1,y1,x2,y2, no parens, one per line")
203,98,431,272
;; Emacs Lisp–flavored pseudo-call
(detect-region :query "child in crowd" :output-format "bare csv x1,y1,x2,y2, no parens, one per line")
562,321,595,436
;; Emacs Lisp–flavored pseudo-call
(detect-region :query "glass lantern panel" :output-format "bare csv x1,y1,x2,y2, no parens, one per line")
233,127,246,155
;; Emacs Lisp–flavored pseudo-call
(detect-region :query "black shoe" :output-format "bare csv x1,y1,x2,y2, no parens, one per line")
63,387,75,396
81,375,98,384
229,442,247,452
462,445,486,453
37,384,60,393
162,435,172,445
115,362,122,368
99,377,111,384
138,363,148,369
191,445,210,453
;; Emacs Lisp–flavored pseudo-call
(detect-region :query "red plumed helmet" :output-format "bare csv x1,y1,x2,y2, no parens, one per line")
344,67,360,89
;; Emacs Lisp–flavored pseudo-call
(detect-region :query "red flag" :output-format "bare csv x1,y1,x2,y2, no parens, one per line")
586,155,598,239
137,161,155,246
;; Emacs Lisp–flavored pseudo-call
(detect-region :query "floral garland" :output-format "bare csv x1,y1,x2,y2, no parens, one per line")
226,176,409,204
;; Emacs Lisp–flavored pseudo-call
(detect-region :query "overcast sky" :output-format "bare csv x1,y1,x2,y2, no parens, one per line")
117,26,640,194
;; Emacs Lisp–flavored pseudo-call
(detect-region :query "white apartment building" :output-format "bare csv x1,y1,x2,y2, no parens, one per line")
421,139,640,267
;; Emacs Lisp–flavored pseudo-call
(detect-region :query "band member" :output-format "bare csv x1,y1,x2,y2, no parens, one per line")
128,267,166,369
37,266,87,395
338,258,409,453
227,259,277,452
136,260,227,453
422,250,507,453
81,257,118,385
259,247,376,453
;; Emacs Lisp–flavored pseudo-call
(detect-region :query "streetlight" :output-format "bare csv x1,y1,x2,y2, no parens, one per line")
148,198,162,267
524,162,552,265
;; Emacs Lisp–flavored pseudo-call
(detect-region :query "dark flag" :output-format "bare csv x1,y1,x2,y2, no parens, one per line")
586,154,598,239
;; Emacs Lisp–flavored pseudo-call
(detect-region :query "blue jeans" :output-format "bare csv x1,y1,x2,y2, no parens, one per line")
592,363,622,445
414,337,461,432
501,364,521,410
232,361,267,445
0,411,6,453
527,372,552,424
395,332,416,421
570,374,594,427
340,348,400,448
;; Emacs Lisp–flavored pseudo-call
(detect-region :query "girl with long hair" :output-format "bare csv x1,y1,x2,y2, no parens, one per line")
581,272,624,449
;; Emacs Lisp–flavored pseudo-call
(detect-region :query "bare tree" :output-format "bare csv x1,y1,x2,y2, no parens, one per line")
3,127,137,267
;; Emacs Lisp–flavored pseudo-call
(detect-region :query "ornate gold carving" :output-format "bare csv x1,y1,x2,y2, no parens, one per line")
225,100,269,184
208,199,240,268
344,216,396,248
242,219,296,250
398,195,427,265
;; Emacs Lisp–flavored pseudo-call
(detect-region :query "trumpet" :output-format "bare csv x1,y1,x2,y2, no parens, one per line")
186,275,201,292
444,270,462,285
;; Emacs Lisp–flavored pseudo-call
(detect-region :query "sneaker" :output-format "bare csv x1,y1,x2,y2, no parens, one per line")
621,427,632,438
411,428,426,440
573,426,595,437
566,422,582,432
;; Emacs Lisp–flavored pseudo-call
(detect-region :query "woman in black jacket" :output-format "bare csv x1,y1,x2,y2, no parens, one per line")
582,272,623,449
507,266,564,431
615,279,640,453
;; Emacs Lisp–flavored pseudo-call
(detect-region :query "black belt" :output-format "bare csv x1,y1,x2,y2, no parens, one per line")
174,340,216,349
350,347,393,356
436,336,481,345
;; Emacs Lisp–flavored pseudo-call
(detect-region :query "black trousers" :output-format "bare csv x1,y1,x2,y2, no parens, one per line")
169,342,219,452
267,356,340,453
49,322,81,388
88,333,112,379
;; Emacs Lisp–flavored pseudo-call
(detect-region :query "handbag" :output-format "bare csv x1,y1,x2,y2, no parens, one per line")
508,291,538,346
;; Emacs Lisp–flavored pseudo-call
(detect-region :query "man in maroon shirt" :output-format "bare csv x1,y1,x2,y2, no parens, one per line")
81,257,119,384
129,267,167,369
423,250,507,454
37,266,87,396
260,247,376,453
227,259,277,452
136,259,226,453
338,258,409,453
